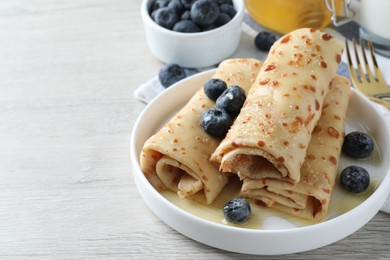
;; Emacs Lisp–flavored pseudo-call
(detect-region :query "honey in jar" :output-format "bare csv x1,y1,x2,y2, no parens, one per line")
245,0,344,34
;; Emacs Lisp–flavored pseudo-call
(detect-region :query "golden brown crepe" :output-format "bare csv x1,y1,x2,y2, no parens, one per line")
210,28,344,183
241,76,351,219
140,58,262,204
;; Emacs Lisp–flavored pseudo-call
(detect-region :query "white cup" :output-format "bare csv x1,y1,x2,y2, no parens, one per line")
325,0,390,56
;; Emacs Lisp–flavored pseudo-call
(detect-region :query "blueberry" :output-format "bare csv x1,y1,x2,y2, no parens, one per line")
223,198,251,224
340,165,370,193
342,131,374,159
151,0,170,12
183,68,199,77
173,20,200,32
154,7,179,30
214,13,231,27
203,78,227,101
201,108,233,137
181,10,191,20
219,3,236,18
254,31,277,52
158,63,187,88
181,0,197,9
217,0,233,5
201,24,217,31
168,0,184,15
190,0,220,26
216,85,246,117
150,9,158,20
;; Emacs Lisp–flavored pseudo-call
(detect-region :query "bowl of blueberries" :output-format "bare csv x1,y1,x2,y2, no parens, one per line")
141,0,245,68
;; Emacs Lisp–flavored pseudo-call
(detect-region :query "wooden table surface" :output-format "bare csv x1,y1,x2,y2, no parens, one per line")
1,1,389,259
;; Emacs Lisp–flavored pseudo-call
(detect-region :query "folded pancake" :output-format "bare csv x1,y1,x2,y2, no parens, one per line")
140,58,262,204
241,76,351,219
210,28,343,183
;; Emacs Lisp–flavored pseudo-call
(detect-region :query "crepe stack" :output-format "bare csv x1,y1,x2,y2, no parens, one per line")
140,58,262,204
241,76,351,219
210,28,348,219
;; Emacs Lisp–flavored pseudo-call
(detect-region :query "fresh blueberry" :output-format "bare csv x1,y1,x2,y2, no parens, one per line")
201,24,217,31
223,198,251,224
180,0,197,9
190,0,220,26
173,20,200,32
216,85,246,117
168,0,184,15
219,3,236,18
154,7,179,30
217,0,233,5
183,68,199,77
203,78,227,101
150,9,158,20
181,10,191,20
342,131,374,159
340,165,370,193
151,0,170,12
158,63,187,88
201,108,233,137
255,31,277,52
214,13,231,27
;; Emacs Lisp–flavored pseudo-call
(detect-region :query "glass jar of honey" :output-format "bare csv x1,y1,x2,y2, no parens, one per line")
245,0,344,34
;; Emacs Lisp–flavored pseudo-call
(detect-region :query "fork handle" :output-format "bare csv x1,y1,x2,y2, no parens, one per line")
369,97,390,110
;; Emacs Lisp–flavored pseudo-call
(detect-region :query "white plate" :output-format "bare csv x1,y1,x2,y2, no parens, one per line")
130,70,390,255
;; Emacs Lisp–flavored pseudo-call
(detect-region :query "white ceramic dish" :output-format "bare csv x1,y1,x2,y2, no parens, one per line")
130,69,390,255
141,0,245,68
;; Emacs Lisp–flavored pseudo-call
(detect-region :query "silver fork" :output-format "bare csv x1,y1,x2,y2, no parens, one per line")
345,38,390,110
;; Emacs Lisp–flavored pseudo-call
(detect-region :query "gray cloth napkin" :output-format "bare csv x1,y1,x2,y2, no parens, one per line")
134,14,390,214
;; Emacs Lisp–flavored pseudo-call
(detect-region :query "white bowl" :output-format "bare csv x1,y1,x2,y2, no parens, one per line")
130,70,390,255
140,0,245,68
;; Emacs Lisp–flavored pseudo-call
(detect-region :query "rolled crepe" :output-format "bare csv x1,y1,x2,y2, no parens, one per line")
210,28,343,183
140,58,262,204
241,76,351,219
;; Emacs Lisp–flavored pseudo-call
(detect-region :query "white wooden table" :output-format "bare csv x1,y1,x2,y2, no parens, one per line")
0,1,389,259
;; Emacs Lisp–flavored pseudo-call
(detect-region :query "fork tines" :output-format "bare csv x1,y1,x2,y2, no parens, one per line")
345,38,390,109
345,39,386,84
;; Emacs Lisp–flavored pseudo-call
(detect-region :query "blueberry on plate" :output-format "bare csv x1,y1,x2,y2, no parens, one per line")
223,198,251,224
254,31,277,52
203,78,227,101
158,63,187,88
173,20,200,32
342,131,374,159
201,108,232,137
340,165,370,193
190,0,220,26
216,85,246,117
154,7,179,30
